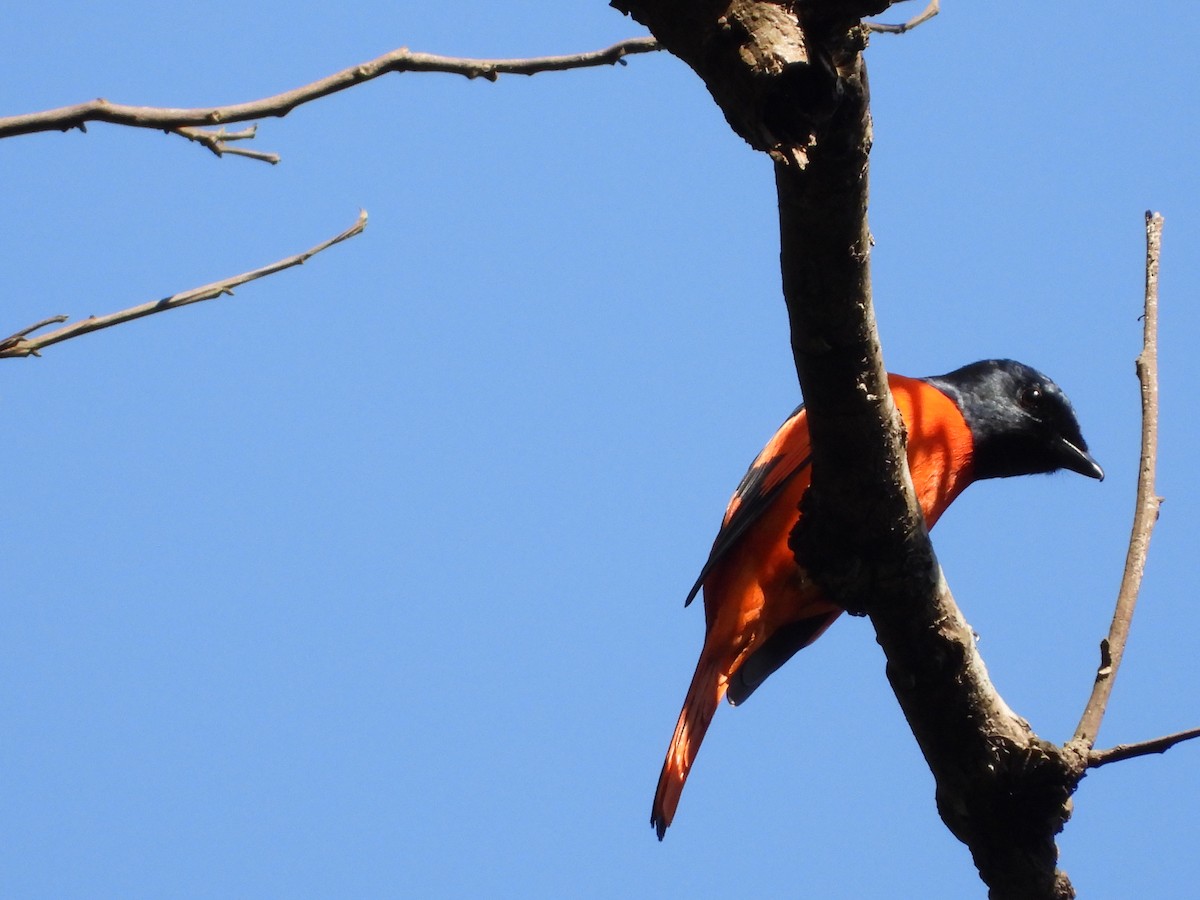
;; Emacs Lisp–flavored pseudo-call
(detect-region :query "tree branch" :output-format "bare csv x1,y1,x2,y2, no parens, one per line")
1089,727,1200,769
771,13,1077,899
611,1,894,161
0,37,661,161
1070,211,1164,750
0,210,367,358
867,0,939,34
614,2,1083,895
173,125,281,164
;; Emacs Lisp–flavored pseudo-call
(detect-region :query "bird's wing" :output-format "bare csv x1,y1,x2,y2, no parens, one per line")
684,403,812,606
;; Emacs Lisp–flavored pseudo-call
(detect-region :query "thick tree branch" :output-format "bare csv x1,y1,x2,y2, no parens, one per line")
1070,212,1164,750
771,14,1077,900
0,37,660,161
0,210,367,358
611,0,893,162
614,2,1080,896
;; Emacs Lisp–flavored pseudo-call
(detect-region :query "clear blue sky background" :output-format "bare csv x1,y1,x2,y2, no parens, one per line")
3,3,1197,898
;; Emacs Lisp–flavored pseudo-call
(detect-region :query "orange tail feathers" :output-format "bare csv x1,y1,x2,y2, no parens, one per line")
651,657,727,840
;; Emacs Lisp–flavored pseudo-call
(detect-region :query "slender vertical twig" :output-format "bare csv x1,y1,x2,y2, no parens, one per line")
1071,211,1164,749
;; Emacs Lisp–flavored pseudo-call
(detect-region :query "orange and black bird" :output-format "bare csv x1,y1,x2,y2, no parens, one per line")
651,359,1103,839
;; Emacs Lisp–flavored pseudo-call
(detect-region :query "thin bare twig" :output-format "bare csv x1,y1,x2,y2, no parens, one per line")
1,316,70,344
867,0,940,34
1070,211,1164,750
173,125,281,164
0,37,661,162
1089,726,1200,769
0,210,368,359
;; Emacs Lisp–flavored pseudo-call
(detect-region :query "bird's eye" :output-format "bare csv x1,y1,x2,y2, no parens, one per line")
1018,385,1044,412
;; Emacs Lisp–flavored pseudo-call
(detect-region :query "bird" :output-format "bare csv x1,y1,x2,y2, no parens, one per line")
651,359,1103,840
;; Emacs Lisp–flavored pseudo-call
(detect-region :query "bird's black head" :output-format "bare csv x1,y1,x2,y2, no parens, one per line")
925,359,1104,482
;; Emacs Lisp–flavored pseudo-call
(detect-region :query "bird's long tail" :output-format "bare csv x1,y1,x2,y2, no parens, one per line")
651,655,727,840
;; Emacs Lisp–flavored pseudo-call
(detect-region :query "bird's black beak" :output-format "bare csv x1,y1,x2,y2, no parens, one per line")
1058,437,1105,481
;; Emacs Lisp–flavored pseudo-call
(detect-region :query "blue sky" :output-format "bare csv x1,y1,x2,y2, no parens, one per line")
2,3,1197,897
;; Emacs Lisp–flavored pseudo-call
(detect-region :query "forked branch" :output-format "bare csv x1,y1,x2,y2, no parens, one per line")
173,125,281,164
0,210,367,359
